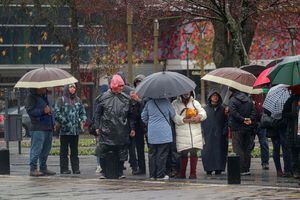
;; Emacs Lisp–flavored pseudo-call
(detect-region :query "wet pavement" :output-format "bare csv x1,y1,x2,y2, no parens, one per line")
0,141,300,199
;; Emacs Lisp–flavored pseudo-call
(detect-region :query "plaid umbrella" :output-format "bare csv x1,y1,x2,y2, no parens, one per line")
263,84,290,119
14,67,78,88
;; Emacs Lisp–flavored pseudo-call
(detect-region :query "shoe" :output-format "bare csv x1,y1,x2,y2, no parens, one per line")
95,166,101,173
206,171,212,175
119,174,126,179
40,169,56,176
262,164,269,170
99,173,106,179
158,175,169,181
241,171,251,176
293,173,299,179
61,170,71,174
149,177,156,181
277,171,284,177
283,172,293,178
132,169,139,175
29,170,44,177
132,169,146,175
73,170,81,174
215,170,222,175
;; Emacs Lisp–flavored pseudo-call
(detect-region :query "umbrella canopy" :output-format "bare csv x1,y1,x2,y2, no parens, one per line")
262,84,290,119
202,67,258,94
135,71,196,99
253,67,273,88
14,67,78,88
268,55,300,86
240,64,266,77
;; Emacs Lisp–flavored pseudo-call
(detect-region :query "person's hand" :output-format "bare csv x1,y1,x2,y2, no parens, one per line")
190,115,201,123
96,129,100,135
80,122,85,131
44,105,51,115
183,118,192,123
130,92,140,101
130,130,136,137
243,118,252,125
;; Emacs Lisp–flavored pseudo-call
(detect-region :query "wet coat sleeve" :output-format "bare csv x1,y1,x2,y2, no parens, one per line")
25,95,44,117
94,102,104,129
128,100,136,130
229,99,244,123
141,102,149,125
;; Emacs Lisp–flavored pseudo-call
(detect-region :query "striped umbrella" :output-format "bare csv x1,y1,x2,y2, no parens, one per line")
202,67,260,94
14,67,78,88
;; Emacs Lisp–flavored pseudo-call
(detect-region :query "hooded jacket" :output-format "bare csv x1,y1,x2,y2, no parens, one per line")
54,85,87,135
25,89,54,131
172,93,207,151
228,91,256,131
95,90,135,145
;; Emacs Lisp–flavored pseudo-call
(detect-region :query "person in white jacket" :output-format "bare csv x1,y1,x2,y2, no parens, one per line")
172,91,207,179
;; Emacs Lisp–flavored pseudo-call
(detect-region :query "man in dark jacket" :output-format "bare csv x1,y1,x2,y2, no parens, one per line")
283,92,300,182
228,88,256,175
129,74,147,175
95,74,135,179
25,88,56,176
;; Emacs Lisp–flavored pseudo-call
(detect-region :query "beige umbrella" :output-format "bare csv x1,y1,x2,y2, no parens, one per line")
202,67,261,94
14,67,78,88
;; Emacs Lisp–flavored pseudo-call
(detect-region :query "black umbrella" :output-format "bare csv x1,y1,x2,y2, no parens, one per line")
135,71,196,99
239,64,266,77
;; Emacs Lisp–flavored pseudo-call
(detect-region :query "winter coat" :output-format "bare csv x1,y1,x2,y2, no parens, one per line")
54,86,87,136
172,96,207,152
141,98,175,144
283,94,300,148
201,90,228,172
228,91,256,132
25,89,54,131
95,90,135,146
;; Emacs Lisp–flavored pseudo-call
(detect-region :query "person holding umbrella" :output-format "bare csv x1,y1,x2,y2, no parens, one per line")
172,91,207,179
25,88,56,176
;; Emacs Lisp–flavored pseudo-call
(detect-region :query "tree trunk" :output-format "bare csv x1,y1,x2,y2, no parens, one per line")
69,0,80,82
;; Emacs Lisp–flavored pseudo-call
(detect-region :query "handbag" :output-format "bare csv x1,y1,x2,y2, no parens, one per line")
260,112,275,129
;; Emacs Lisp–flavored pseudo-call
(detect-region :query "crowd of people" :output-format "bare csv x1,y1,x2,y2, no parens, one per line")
24,72,300,185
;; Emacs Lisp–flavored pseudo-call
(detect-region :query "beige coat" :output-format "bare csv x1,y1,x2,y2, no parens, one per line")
172,97,207,152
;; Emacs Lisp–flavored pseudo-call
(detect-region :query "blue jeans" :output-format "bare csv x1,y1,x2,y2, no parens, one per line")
29,131,53,171
257,129,269,165
270,126,292,173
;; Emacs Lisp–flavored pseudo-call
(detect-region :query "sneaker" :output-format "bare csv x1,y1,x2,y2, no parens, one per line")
119,174,126,179
158,175,169,181
241,171,251,176
40,169,56,176
73,170,81,174
29,169,44,177
99,173,106,179
61,170,71,174
262,164,269,170
95,166,101,173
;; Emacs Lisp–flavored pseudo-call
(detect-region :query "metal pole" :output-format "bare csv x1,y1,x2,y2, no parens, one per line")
4,88,9,150
16,89,21,154
153,19,159,73
200,65,205,105
127,5,133,84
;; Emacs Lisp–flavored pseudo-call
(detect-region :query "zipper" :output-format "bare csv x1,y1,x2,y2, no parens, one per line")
189,122,193,148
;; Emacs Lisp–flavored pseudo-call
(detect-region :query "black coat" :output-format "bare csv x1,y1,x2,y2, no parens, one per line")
95,90,135,146
228,92,256,132
283,95,300,148
201,91,228,172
